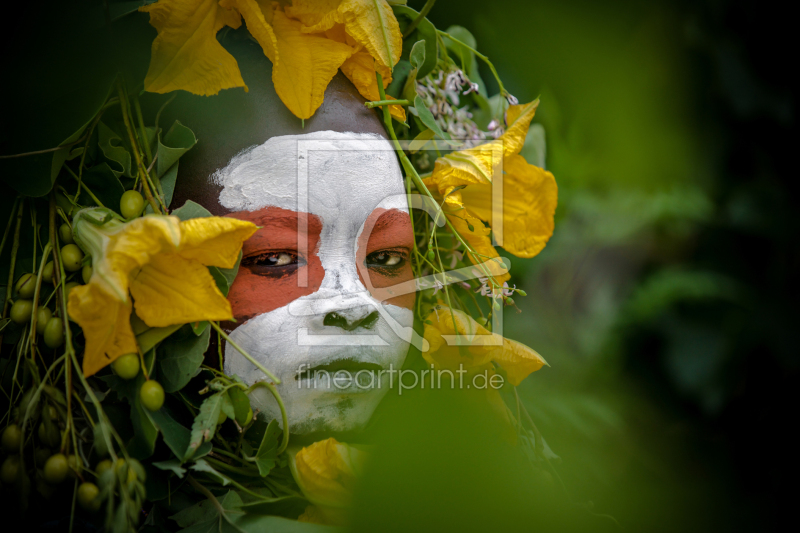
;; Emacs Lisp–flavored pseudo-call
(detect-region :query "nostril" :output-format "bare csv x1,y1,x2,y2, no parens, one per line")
323,312,349,330
358,311,380,330
323,311,380,331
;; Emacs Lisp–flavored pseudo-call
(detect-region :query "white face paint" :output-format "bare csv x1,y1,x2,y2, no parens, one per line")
215,131,413,434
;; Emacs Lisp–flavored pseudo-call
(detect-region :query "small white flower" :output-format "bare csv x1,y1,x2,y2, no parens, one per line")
462,82,480,95
505,93,519,106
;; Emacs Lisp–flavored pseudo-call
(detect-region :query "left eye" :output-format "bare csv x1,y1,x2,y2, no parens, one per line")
261,252,295,266
367,252,403,267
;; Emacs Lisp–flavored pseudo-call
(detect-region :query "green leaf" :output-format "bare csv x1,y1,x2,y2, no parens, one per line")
97,121,132,178
159,161,180,209
156,121,197,179
409,39,426,70
171,489,242,531
235,514,339,532
228,386,251,427
255,419,281,477
79,163,126,209
209,252,242,296
185,393,224,461
152,459,186,478
172,200,212,221
393,5,438,78
189,459,232,487
136,324,183,355
413,96,448,140
157,325,209,393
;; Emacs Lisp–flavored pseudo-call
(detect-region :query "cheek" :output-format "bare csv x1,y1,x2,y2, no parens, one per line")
359,266,416,310
227,258,324,322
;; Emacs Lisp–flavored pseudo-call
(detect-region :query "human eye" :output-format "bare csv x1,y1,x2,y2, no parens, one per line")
366,250,406,269
242,251,305,273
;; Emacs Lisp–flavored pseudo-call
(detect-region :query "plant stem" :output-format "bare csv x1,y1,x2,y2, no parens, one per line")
63,165,106,208
365,99,410,108
403,0,436,38
0,136,87,159
210,322,280,384
133,96,153,166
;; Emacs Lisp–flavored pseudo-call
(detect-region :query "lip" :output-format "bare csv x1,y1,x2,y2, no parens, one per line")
294,357,388,393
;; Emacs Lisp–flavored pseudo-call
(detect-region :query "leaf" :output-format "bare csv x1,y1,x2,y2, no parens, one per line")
408,128,436,153
413,95,447,140
160,162,180,210
235,513,338,532
208,251,242,296
156,120,197,178
79,163,126,209
255,419,281,477
147,404,213,463
189,459,232,487
227,386,251,427
136,323,183,355
171,488,243,531
140,0,246,96
393,4,438,78
157,324,209,393
172,200,213,221
185,392,224,461
97,121,133,178
153,459,186,478
401,39,425,102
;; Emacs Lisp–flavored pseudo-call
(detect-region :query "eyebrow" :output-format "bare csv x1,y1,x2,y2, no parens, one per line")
370,210,411,233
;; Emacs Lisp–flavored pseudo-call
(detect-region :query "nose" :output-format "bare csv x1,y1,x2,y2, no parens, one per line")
323,310,379,331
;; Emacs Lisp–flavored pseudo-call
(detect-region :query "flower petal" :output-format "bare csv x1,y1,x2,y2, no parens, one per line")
495,336,549,386
178,217,258,268
445,205,510,283
222,0,278,62
459,154,557,258
269,9,355,119
140,0,246,96
294,438,362,508
339,51,406,121
501,99,540,157
287,0,402,70
130,254,232,327
68,284,137,377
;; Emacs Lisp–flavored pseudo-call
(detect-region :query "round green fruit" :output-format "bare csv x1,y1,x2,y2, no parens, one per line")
34,447,52,466
16,273,36,298
59,223,75,244
42,261,54,283
44,453,69,484
10,299,33,324
36,307,53,334
95,459,113,477
38,421,60,448
61,244,84,272
140,380,165,412
43,317,64,349
1,424,22,452
217,410,227,425
67,454,80,478
112,353,140,380
120,190,145,219
1,455,21,484
77,482,101,512
81,264,92,284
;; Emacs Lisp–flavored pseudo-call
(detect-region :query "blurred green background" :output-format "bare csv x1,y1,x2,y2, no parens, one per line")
415,0,795,531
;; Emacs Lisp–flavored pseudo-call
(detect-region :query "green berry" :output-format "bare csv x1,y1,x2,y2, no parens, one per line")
16,273,37,298
42,261,54,283
217,409,227,425
95,459,113,477
59,223,75,244
44,453,69,484
10,299,33,324
43,317,64,349
36,307,53,334
120,190,145,219
38,421,60,447
112,353,140,380
34,447,52,466
81,264,92,284
1,424,22,452
64,281,80,301
77,482,101,512
67,454,80,478
139,380,165,412
61,244,84,272
1,455,20,484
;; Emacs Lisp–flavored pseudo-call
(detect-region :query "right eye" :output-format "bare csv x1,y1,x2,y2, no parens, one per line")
242,252,304,272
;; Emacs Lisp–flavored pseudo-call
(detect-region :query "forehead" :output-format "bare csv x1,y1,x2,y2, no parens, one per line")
214,130,406,219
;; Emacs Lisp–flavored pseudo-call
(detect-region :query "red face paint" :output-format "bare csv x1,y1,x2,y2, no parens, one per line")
357,208,416,310
225,207,324,322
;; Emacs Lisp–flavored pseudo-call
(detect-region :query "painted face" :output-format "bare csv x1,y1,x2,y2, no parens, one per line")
215,131,415,434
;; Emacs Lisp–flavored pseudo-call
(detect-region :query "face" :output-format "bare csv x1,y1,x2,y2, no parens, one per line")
215,131,415,434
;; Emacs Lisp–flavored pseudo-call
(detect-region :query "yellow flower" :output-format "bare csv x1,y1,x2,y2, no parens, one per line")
422,305,548,386
291,438,364,525
423,100,558,284
67,208,257,377
140,0,405,121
